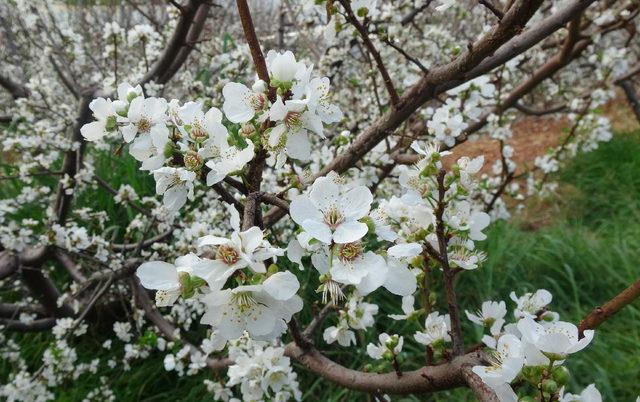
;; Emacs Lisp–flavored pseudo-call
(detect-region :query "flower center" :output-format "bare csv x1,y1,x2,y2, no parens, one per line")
183,151,203,171
190,122,208,141
249,93,266,111
285,111,302,129
231,291,258,312
216,244,240,265
137,117,151,133
337,242,363,262
323,205,344,229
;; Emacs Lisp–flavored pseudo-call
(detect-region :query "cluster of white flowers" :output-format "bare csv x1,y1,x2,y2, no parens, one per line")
136,205,300,344
80,49,342,214
470,289,598,402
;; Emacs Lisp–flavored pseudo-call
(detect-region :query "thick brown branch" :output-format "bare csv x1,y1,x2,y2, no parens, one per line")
478,0,504,20
140,0,208,86
54,90,96,224
264,0,573,228
285,343,487,394
0,73,29,99
159,3,211,84
54,249,88,283
0,250,19,280
618,79,640,122
0,317,56,331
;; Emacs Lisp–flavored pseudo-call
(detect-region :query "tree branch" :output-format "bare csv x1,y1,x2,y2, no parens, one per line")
284,344,487,394
264,0,566,228
462,366,500,402
435,169,465,356
235,0,269,83
140,0,209,86
578,279,640,337
339,0,400,106
0,73,29,99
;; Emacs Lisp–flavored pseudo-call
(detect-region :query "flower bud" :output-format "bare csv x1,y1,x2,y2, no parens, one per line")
267,264,279,275
252,79,267,93
240,123,256,137
385,335,399,350
521,366,544,385
551,366,570,385
542,379,558,394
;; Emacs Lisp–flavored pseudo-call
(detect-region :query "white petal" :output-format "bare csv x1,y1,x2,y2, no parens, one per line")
136,261,178,290
333,220,368,244
290,196,323,226
81,121,107,141
383,259,417,296
388,243,422,259
263,271,300,300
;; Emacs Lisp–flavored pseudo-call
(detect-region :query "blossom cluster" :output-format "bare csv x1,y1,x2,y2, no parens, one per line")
80,49,342,213
470,290,599,402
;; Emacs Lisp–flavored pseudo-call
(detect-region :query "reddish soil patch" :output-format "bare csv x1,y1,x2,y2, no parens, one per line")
443,92,639,176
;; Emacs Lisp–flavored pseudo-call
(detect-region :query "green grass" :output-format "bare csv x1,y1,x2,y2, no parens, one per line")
2,133,640,401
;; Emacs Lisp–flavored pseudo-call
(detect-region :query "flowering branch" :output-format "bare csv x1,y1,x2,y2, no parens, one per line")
435,169,465,356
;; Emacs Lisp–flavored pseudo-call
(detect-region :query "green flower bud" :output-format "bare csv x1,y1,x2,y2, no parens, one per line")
385,335,399,350
551,366,570,385
521,366,544,385
382,350,393,361
267,264,279,275
357,7,369,17
542,379,558,394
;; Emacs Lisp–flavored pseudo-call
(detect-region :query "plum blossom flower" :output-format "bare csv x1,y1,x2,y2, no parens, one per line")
414,311,451,346
121,96,168,143
428,100,467,147
559,384,602,402
472,334,524,402
290,175,373,244
367,333,403,360
81,98,117,141
517,317,594,361
129,123,169,170
445,200,491,241
266,50,306,84
222,80,269,123
198,207,283,273
266,96,322,161
345,295,378,329
456,155,484,188
329,244,388,295
323,319,356,347
383,243,420,296
465,300,507,336
152,167,196,213
136,253,234,306
304,77,343,125
510,289,558,321
200,271,302,341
